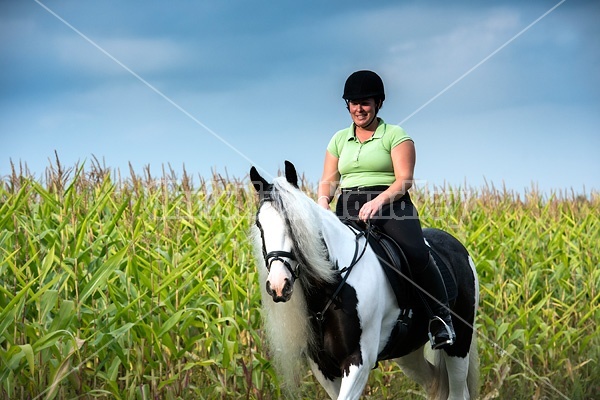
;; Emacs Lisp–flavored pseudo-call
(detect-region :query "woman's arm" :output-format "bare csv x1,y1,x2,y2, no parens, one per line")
317,150,341,210
359,140,415,220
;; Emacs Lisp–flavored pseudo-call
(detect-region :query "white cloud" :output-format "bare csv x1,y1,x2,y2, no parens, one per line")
382,8,522,92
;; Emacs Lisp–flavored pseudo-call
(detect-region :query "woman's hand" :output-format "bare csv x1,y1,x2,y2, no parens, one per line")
317,196,331,210
359,198,385,221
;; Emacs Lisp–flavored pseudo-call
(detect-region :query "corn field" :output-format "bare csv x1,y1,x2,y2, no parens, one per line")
1,159,598,399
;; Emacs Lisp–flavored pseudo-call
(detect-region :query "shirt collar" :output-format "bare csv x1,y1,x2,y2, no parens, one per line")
346,118,386,141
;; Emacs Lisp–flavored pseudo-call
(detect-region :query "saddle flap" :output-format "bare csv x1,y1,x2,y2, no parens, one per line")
366,229,412,308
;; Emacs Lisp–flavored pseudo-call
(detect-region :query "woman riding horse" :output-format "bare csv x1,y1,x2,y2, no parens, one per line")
317,70,455,350
251,161,479,399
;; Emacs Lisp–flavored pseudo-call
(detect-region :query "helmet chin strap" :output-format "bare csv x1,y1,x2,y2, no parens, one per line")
357,107,380,130
359,114,378,130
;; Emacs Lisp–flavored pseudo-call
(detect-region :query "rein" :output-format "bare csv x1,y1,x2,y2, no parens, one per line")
315,221,373,321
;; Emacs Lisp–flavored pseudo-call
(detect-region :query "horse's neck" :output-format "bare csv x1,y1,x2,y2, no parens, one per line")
320,211,362,270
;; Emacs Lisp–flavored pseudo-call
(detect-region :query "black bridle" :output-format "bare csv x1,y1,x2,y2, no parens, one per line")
264,250,300,280
255,214,301,280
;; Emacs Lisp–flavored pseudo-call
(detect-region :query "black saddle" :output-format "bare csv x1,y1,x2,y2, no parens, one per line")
342,220,457,310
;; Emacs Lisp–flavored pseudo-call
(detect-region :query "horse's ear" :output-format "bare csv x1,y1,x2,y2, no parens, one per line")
250,166,269,193
284,161,298,188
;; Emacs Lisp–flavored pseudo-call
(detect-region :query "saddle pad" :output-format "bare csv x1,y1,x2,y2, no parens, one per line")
429,246,458,303
375,236,458,306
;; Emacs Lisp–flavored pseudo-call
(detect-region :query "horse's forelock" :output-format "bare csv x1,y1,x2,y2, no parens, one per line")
269,178,312,225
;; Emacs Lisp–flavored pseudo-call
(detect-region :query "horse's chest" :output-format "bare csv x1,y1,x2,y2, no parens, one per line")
306,282,363,379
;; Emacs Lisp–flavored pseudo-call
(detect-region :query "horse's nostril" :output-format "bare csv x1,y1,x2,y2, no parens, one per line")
282,279,294,297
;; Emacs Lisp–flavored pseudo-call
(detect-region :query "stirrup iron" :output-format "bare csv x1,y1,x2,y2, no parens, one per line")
428,316,455,350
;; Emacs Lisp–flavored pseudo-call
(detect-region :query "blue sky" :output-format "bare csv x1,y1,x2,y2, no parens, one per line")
1,0,598,195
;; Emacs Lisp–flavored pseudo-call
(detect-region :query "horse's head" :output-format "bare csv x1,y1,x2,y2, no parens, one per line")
250,161,300,303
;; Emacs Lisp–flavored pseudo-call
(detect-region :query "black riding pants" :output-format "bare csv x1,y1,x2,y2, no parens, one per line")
335,189,430,273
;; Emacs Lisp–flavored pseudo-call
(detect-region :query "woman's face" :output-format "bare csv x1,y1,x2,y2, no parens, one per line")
347,98,377,128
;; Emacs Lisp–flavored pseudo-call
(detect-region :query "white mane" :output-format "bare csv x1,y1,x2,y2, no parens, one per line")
252,177,337,392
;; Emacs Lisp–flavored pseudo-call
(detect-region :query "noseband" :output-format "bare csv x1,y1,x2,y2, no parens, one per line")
265,250,300,280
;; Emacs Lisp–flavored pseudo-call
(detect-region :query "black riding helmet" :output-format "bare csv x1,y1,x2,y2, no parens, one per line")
342,70,385,103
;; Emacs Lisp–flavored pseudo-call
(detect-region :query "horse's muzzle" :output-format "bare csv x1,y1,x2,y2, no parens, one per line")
266,278,294,302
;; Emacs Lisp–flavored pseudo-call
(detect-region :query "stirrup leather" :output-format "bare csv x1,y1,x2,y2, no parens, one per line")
428,316,455,350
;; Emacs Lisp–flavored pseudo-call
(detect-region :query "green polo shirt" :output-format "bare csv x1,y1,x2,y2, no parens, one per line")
327,118,412,188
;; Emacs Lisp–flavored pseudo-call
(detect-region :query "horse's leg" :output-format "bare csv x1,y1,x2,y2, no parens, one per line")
395,345,435,389
444,353,471,400
308,359,341,400
336,363,373,400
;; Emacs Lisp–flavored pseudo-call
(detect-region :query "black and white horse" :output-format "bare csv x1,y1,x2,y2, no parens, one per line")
250,161,479,400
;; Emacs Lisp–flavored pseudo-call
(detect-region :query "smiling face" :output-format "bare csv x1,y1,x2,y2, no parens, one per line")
347,98,379,129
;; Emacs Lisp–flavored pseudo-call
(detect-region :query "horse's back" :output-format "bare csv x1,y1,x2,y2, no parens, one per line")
423,227,468,260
